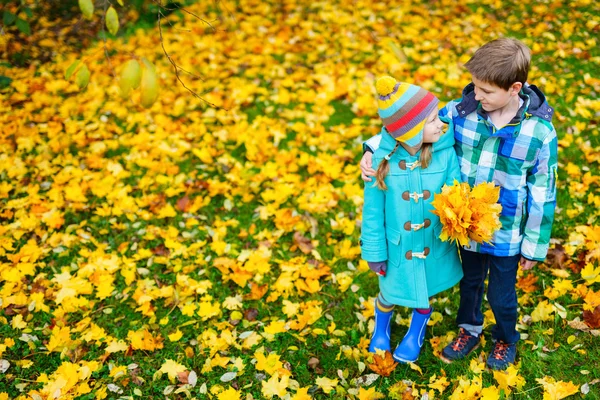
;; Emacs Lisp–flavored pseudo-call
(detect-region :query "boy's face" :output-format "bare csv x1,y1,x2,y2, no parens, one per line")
471,77,518,112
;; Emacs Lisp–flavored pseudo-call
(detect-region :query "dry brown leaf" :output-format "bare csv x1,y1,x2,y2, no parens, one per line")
583,305,600,328
293,231,314,254
176,195,191,212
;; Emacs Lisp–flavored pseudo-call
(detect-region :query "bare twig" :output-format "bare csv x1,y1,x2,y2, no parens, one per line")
153,0,218,32
156,2,221,109
100,0,117,79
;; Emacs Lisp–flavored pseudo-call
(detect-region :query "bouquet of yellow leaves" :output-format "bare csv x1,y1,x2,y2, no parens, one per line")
431,180,502,246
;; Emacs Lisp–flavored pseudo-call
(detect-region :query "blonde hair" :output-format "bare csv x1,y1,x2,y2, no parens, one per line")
375,142,433,190
465,38,531,90
420,143,433,169
375,141,400,191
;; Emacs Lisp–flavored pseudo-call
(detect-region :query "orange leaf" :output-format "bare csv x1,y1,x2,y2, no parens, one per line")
245,284,268,300
516,273,538,293
368,351,398,377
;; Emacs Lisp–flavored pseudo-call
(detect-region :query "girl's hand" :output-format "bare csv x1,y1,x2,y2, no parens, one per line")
367,261,387,276
361,151,376,181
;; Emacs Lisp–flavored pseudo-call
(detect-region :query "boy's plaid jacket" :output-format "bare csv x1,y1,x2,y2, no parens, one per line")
365,83,558,261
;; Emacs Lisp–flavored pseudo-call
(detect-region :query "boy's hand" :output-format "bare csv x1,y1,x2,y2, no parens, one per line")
367,261,387,276
519,257,537,270
361,151,376,181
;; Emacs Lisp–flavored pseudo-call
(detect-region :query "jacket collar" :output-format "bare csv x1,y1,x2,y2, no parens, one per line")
455,82,554,122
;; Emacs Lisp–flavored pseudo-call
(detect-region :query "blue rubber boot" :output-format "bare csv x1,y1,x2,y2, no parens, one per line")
369,304,393,353
393,308,432,362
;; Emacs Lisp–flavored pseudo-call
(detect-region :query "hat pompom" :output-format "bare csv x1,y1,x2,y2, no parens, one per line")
375,76,398,96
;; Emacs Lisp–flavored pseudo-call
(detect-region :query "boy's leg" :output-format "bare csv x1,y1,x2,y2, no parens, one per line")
441,249,487,362
486,254,520,369
456,249,488,335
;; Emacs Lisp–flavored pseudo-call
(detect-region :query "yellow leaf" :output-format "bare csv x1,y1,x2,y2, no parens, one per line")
531,300,555,322
218,388,241,400
357,387,385,400
315,376,338,394
480,386,501,400
536,377,580,400
493,365,526,391
105,6,119,35
168,329,183,342
255,351,284,376
159,359,187,382
261,372,289,398
581,263,600,284
290,387,312,400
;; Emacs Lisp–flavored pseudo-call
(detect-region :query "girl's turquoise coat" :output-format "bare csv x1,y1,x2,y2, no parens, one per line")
361,129,463,309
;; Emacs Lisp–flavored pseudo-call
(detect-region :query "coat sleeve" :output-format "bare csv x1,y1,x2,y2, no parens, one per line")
363,127,385,153
360,179,387,262
521,126,558,261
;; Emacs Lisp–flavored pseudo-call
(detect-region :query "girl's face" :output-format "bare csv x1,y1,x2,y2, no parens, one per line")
422,108,444,144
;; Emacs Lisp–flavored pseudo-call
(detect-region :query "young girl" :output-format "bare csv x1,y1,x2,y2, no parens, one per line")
360,76,463,363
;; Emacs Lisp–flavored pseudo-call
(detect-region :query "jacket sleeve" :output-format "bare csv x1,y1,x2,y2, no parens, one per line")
360,178,387,262
362,127,385,153
521,127,558,261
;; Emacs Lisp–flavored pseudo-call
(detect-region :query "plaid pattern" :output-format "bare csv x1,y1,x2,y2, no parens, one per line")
439,85,558,261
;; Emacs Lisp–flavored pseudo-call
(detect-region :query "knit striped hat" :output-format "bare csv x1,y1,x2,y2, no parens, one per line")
376,76,439,148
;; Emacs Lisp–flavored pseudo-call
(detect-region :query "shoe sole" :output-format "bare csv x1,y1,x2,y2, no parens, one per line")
392,354,417,363
439,342,480,364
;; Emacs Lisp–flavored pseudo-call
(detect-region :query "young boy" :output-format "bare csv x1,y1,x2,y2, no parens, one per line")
360,38,558,370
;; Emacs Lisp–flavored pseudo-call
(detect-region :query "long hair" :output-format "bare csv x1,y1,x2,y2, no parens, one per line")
420,143,433,169
375,141,401,191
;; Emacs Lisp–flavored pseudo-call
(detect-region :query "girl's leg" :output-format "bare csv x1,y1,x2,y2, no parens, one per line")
393,306,432,363
369,293,394,353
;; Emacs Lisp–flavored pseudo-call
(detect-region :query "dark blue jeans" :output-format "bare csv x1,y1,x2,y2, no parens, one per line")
456,249,521,344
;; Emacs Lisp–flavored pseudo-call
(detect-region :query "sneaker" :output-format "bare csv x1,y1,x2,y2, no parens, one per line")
440,328,481,363
486,341,517,370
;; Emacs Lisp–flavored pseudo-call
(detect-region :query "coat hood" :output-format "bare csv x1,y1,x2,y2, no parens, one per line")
455,82,554,123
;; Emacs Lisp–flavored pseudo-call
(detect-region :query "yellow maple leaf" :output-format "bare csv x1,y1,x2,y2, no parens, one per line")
581,262,600,284
531,300,555,322
535,377,580,400
480,386,501,400
261,372,289,399
46,326,73,353
255,351,284,376
428,374,450,393
217,387,241,400
315,376,338,394
357,386,385,400
290,387,312,400
159,359,187,382
493,365,526,391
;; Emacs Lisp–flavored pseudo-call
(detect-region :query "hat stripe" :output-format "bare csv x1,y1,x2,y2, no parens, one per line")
385,92,437,133
381,93,424,126
378,85,421,118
